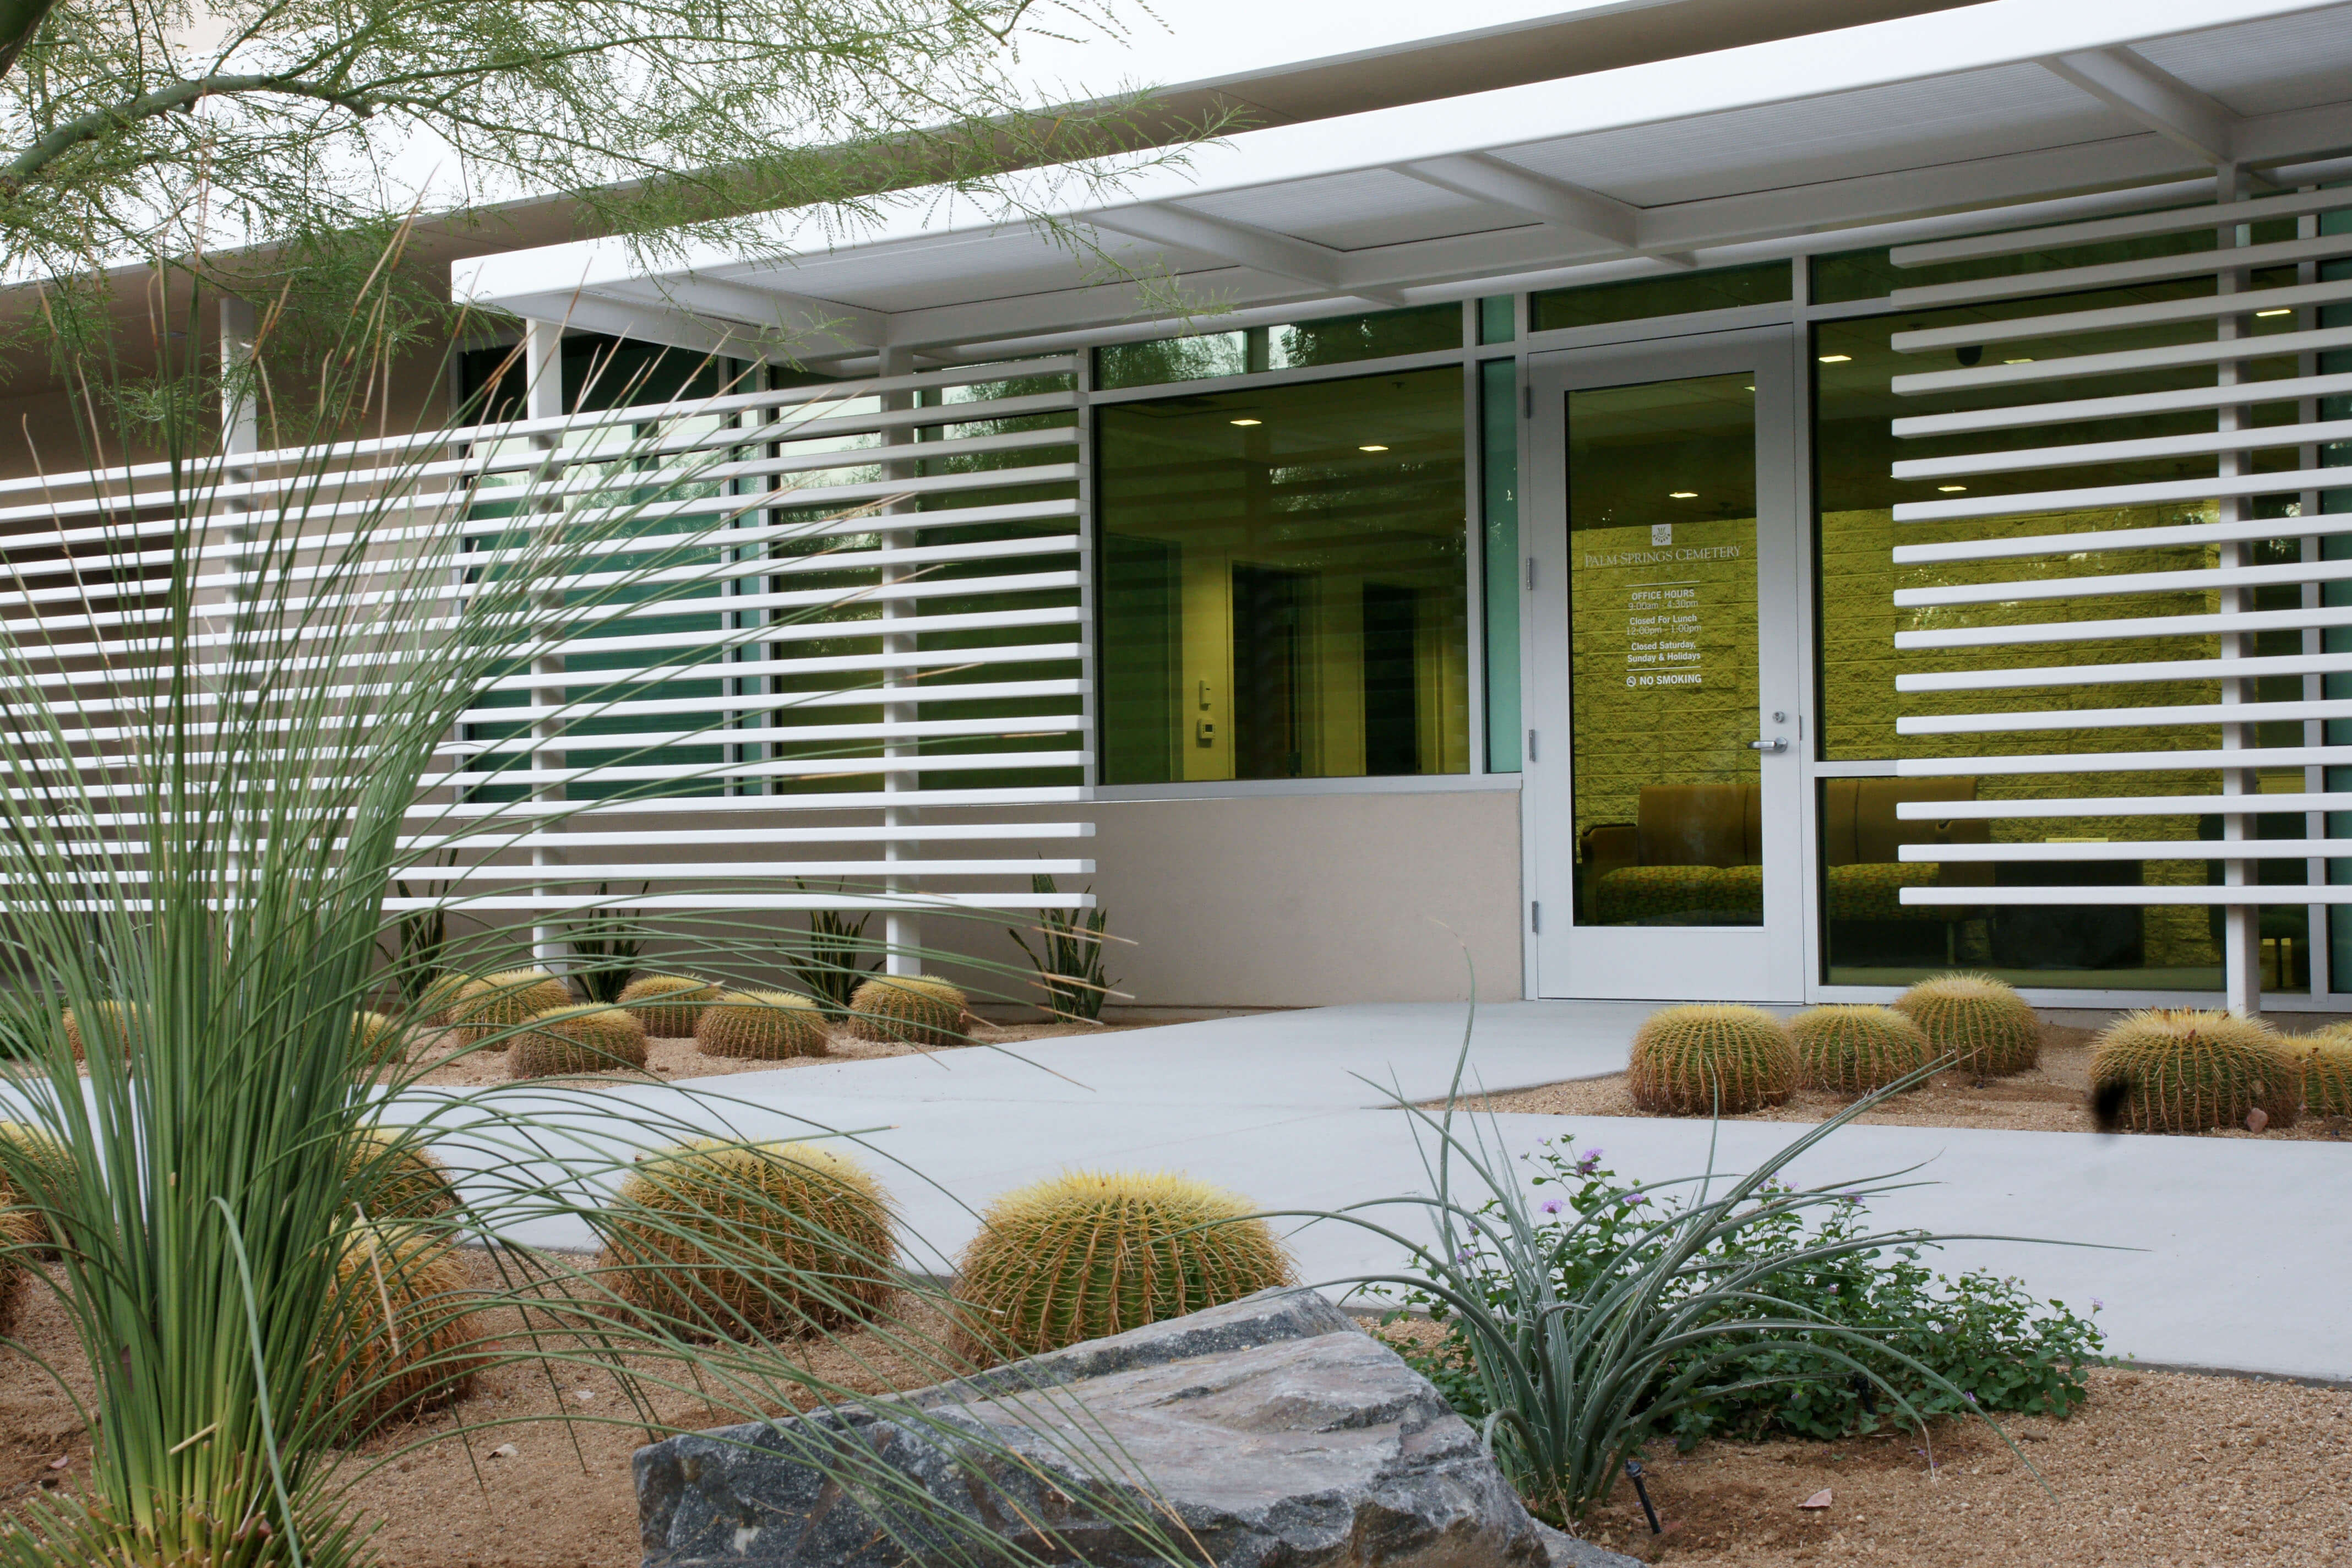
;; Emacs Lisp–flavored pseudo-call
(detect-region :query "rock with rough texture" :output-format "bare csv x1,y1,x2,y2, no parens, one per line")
636,1287,1602,1567
1534,1522,1643,1567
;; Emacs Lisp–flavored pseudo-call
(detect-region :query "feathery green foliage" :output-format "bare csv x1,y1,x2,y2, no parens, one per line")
1627,1003,1797,1115
1894,973,2040,1077
562,886,647,1005
2090,1008,2301,1133
782,888,882,1019
950,1170,1295,1361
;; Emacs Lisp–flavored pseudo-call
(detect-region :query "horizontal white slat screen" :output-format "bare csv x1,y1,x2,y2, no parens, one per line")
1882,178,2352,996
0,354,1097,929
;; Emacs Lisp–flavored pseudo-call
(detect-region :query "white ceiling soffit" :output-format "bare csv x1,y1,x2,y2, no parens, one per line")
454,0,2352,359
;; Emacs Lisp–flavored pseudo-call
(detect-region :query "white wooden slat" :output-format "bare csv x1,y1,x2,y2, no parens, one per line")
1891,416,2352,483
376,891,1096,912
1896,699,2345,735
442,714,1085,753
1894,745,2349,777
1900,885,2352,907
1891,514,2348,567
1888,230,2352,310
417,785,1089,819
423,750,1088,787
387,859,1097,880
1892,466,2340,526
1888,277,2352,352
1902,840,2331,862
1890,371,2352,440
1896,651,2352,693
419,823,1095,848
1892,556,2346,609
1889,187,2352,266
1894,793,2352,819
1892,325,2352,400
1894,603,2352,652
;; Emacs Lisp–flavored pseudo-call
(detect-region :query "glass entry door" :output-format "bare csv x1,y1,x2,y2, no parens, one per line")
1525,328,1806,1001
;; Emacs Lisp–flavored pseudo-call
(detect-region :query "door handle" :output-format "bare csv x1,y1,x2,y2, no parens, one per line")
1750,738,1788,753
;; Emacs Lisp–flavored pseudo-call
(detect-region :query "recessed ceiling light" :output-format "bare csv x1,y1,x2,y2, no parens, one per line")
1229,417,1261,426
1358,444,1389,452
1937,484,1968,493
1744,385,1755,391
2256,307,2294,318
2003,357,2034,364
1669,491,1698,499
1817,354,1852,364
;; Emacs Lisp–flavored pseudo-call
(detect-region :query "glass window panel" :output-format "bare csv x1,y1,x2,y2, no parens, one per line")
1570,372,1761,928
1482,359,1522,772
1810,216,2307,306
1531,263,1790,334
1094,306,1460,390
1812,285,2318,992
1478,296,1516,345
1097,367,1469,783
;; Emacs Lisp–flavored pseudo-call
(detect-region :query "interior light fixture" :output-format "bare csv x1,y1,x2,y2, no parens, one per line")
1669,491,1698,499
1744,384,1755,391
1817,353,1852,363
1358,443,1389,452
1937,484,1968,493
1229,417,1262,426
2256,307,2294,318
2004,357,2034,364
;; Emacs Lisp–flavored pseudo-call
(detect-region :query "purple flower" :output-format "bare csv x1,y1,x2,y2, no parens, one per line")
1964,1391,1977,1404
1620,1190,1647,1208
1453,1248,1475,1265
2091,1297,2105,1311
1540,1199,1564,1215
1575,1150,1604,1175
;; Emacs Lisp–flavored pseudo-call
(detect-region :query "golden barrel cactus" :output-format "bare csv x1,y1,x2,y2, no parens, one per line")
328,1223,485,1426
509,1006,648,1077
2299,1024,2352,1119
1893,973,2040,1077
0,1121,75,1257
694,990,828,1060
60,1001,137,1061
2091,1009,2300,1134
1626,1004,1798,1116
601,1140,895,1339
344,1128,460,1221
618,974,720,1038
949,1170,1295,1362
1789,1004,1934,1095
847,976,967,1047
350,1010,409,1068
413,971,473,1028
448,970,572,1048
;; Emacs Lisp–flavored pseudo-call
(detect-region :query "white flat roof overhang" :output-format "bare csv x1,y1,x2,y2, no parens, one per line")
455,0,2352,364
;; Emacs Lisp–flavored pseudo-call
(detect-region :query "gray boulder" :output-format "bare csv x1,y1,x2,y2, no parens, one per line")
635,1287,1638,1568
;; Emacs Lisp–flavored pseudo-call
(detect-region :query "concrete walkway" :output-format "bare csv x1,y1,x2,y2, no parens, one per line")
407,1001,2352,1384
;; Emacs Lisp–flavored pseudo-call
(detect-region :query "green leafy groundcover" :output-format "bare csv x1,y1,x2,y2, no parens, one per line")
1385,1136,2108,1446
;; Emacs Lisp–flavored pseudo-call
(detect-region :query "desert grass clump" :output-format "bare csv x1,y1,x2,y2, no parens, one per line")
59,1000,137,1060
1893,972,2040,1076
949,1170,1295,1361
449,969,573,1048
326,1224,486,1427
2299,1024,2352,1119
0,1121,76,1256
601,1141,895,1338
694,990,828,1060
509,1006,648,1077
618,974,720,1038
847,974,967,1047
1627,1004,1798,1116
2090,1008,2301,1133
1790,1005,1934,1095
343,1128,460,1220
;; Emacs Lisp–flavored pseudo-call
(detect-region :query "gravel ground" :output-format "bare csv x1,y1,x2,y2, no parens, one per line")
1457,1024,2352,1141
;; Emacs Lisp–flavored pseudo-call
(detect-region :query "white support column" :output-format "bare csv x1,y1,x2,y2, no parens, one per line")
2215,168,2259,1016
524,319,568,968
878,346,922,974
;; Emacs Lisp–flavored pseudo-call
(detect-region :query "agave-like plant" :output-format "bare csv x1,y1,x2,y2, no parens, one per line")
0,256,1185,1568
1280,1005,2065,1526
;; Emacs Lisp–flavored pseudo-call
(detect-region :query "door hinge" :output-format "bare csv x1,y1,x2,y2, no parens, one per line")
1527,728,1538,761
1525,556,1537,591
1531,900,1542,934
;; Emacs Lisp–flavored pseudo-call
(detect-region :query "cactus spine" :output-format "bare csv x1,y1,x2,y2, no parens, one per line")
328,1223,484,1426
1789,1004,1934,1095
602,1141,895,1338
2299,1023,2352,1119
509,1005,649,1077
694,990,829,1060
1626,1004,1798,1115
1892,973,2040,1077
618,974,720,1038
847,976,967,1047
2091,1009,2300,1133
949,1170,1295,1361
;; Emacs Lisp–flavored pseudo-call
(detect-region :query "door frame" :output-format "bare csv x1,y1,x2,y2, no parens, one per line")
1520,324,1814,1002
